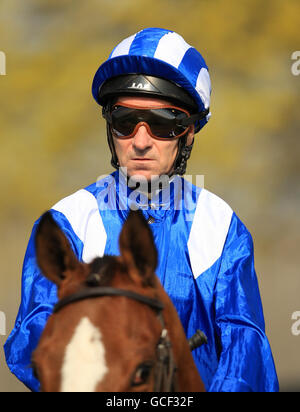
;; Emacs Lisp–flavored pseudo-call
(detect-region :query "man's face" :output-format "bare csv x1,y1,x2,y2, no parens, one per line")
112,96,194,182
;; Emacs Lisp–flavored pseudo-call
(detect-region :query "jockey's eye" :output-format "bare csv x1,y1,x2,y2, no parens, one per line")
131,362,153,386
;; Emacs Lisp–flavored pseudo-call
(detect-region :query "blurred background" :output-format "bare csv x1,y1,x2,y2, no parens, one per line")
0,0,299,391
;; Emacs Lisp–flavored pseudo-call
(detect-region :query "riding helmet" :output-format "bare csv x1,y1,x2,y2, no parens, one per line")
92,28,212,175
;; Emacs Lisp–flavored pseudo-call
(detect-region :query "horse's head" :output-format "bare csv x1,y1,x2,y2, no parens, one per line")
32,210,205,392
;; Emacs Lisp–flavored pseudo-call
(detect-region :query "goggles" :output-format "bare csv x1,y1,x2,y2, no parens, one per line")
103,103,197,140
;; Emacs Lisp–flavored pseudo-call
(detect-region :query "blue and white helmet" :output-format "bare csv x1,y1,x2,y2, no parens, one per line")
92,27,212,133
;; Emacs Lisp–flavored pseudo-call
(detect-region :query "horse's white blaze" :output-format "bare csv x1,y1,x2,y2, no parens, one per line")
61,316,108,392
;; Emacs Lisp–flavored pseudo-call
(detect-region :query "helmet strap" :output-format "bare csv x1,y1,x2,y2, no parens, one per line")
106,122,120,169
170,132,194,177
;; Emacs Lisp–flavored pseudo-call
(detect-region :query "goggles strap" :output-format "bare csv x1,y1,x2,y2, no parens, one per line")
180,109,209,126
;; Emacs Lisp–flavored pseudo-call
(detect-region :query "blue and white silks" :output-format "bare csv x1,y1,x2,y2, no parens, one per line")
4,171,279,392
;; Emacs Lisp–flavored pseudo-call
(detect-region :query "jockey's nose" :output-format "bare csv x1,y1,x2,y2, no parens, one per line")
132,124,153,152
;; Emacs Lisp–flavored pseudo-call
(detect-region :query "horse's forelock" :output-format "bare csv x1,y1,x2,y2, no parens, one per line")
88,256,119,286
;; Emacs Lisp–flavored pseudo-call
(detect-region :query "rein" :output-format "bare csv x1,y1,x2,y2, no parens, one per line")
53,282,178,392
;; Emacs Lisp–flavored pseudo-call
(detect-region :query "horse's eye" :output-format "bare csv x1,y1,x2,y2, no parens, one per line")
131,362,153,386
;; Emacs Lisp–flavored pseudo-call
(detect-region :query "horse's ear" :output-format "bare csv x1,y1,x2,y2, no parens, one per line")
35,211,79,286
119,210,158,286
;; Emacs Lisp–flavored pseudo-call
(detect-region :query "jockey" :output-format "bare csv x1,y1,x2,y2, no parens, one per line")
4,28,279,392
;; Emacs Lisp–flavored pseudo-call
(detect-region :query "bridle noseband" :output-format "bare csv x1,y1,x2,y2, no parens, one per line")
53,281,178,392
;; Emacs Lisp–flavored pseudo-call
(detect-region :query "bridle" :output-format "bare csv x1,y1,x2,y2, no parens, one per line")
53,278,178,392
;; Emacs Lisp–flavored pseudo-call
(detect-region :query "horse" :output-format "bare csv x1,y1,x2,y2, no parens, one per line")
31,209,206,392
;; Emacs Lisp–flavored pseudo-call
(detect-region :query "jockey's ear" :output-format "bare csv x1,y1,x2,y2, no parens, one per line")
119,210,158,287
35,211,79,286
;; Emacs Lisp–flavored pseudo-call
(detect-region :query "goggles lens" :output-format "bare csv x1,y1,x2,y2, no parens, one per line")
107,104,191,139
